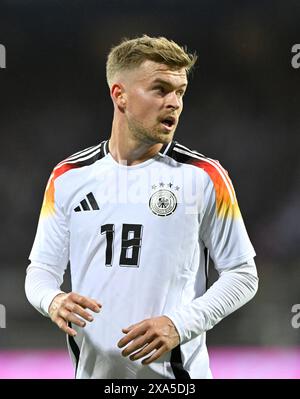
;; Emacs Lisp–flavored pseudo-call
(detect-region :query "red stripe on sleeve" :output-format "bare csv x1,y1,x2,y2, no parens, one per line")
41,163,79,217
189,159,241,219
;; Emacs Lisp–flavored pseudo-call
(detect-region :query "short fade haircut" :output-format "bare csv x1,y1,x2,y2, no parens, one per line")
106,34,197,88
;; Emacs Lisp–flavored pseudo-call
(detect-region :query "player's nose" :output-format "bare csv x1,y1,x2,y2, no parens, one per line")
166,92,181,110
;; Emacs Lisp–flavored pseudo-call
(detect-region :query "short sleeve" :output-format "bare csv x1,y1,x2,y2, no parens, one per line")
199,162,256,271
29,170,70,268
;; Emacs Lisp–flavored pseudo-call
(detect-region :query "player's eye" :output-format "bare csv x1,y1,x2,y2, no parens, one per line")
154,86,166,95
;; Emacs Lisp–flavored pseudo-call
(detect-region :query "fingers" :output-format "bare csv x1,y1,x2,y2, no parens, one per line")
118,323,148,348
141,345,165,365
56,316,77,337
120,333,150,357
118,316,180,365
121,334,165,365
121,320,143,334
59,308,87,328
65,302,95,322
50,292,102,336
129,338,162,362
69,293,101,313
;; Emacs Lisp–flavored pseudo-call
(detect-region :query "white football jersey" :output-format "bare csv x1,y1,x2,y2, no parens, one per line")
29,140,256,379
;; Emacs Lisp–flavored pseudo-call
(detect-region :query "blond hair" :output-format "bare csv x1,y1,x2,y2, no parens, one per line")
106,34,197,88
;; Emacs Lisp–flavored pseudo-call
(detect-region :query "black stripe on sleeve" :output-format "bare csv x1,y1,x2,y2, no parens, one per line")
204,247,210,291
170,345,191,379
67,323,80,378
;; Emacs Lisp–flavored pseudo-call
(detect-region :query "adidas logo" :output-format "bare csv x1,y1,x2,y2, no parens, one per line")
74,192,99,212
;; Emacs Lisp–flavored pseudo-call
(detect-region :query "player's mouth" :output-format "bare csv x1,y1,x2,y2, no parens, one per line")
160,116,176,131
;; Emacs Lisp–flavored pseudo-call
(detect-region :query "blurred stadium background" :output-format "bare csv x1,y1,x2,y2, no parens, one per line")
0,0,299,378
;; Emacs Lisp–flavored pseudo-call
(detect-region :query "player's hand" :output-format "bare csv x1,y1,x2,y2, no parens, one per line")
48,292,102,337
117,316,180,365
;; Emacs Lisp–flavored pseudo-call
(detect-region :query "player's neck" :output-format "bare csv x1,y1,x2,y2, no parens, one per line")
109,122,163,166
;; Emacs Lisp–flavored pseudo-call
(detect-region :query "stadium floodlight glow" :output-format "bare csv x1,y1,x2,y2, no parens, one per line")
0,44,6,69
0,304,6,328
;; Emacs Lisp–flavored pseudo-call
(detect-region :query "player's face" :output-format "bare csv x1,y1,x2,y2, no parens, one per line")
123,60,188,144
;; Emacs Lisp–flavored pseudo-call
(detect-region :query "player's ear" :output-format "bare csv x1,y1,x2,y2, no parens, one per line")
111,83,127,111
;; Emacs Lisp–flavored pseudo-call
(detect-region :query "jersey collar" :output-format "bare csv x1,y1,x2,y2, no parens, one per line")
102,139,176,159
158,140,176,157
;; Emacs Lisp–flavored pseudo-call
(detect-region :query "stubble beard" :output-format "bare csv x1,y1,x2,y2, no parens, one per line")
127,115,174,145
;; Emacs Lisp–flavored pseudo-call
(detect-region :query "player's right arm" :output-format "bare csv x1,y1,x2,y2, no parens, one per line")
25,263,101,336
25,166,101,336
25,265,101,336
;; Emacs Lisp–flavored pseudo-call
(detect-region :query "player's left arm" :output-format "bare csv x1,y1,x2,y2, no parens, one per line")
162,165,259,346
163,257,258,345
118,258,257,364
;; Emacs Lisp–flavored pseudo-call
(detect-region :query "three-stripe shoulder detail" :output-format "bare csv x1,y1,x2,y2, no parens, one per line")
170,142,241,219
41,141,107,217
172,143,236,204
56,141,105,168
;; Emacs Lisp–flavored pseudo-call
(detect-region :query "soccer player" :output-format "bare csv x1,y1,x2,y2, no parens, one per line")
25,35,258,379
